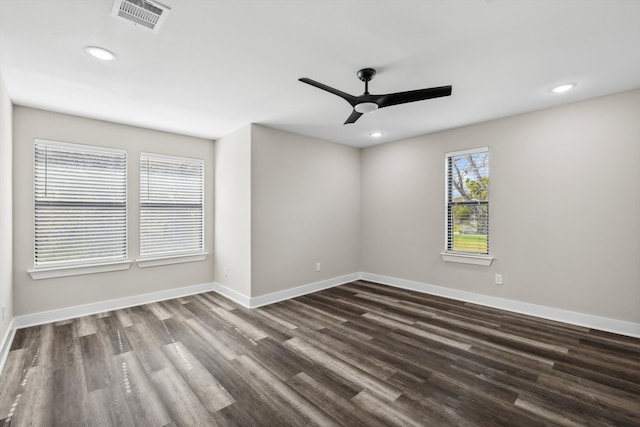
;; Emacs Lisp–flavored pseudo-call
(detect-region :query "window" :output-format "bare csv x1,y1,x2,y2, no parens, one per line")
446,148,489,255
34,139,127,268
140,153,204,259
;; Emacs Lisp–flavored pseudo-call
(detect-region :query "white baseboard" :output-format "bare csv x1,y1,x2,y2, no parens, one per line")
4,270,638,376
12,282,215,330
212,272,360,309
0,319,16,376
359,272,640,339
211,283,252,307
249,272,361,308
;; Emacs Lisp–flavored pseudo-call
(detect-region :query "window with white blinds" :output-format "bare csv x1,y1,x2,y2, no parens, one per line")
34,140,127,267
446,148,489,255
140,153,204,258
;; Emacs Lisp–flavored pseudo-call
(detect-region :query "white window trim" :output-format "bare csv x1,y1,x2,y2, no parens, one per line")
32,138,129,273
441,252,494,266
136,252,208,268
28,260,132,280
140,152,205,259
444,146,492,265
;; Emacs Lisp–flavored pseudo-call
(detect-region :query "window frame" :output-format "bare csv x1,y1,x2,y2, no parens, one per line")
29,139,131,279
442,147,494,266
137,152,206,267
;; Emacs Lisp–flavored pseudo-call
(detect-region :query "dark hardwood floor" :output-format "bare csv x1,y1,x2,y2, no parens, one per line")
1,280,639,426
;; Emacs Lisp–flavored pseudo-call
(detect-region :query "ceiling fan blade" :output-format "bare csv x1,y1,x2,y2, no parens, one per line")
376,85,452,109
344,110,363,124
299,78,358,105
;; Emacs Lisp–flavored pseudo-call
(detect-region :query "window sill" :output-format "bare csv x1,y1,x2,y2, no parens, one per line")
441,252,494,266
28,260,133,280
136,252,208,268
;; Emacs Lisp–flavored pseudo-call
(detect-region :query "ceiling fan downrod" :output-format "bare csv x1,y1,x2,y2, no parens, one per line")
357,68,376,95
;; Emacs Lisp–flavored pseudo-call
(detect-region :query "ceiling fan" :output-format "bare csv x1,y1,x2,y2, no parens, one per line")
299,68,452,124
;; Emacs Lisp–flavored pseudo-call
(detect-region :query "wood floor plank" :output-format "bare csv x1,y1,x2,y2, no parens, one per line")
423,372,549,426
298,294,366,320
236,353,338,426
172,321,307,426
158,299,196,323
262,303,329,330
11,323,55,426
363,312,473,351
306,292,370,317
117,351,173,427
114,308,135,328
147,302,175,321
393,393,479,427
1,280,639,426
52,365,91,426
289,326,398,380
211,307,268,342
76,314,98,337
127,306,175,346
79,334,110,392
288,298,350,324
96,315,133,356
198,292,237,311
250,336,307,381
229,306,296,342
351,390,424,427
9,364,54,427
0,349,26,420
285,336,403,402
88,386,135,427
182,318,244,361
161,341,235,412
53,323,78,370
150,366,219,426
123,322,171,374
285,372,387,427
535,373,640,424
181,299,231,331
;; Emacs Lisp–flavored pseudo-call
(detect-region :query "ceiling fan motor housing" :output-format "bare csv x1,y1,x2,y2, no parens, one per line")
357,68,376,82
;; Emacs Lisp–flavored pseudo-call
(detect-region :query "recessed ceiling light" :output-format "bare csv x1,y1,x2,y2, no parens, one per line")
370,131,384,138
551,83,576,94
86,46,116,61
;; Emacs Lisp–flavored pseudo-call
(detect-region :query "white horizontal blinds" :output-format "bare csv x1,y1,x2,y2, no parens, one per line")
446,149,489,254
140,153,204,257
34,140,127,267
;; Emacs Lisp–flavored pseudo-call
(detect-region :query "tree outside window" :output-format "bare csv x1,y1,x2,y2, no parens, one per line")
446,149,489,254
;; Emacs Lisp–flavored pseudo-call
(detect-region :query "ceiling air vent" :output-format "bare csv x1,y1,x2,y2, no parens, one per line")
112,0,170,32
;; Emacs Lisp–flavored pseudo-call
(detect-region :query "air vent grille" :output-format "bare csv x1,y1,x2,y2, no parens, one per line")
112,0,169,32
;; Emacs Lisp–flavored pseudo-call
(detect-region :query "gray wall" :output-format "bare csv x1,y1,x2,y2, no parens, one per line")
12,107,215,315
0,70,13,340
361,89,640,323
251,125,360,297
6,88,639,327
214,125,252,297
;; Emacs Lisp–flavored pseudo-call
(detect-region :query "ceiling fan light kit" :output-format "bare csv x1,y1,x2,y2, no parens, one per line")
354,102,378,114
299,68,452,124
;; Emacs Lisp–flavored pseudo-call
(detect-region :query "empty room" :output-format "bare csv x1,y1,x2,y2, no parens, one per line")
0,0,639,425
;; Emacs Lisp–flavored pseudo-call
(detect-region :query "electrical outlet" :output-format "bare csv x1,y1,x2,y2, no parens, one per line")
224,266,228,276
495,274,503,285
1,305,5,321
315,262,321,272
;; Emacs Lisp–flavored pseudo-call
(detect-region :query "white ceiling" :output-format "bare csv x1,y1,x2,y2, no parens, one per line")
1,0,639,148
